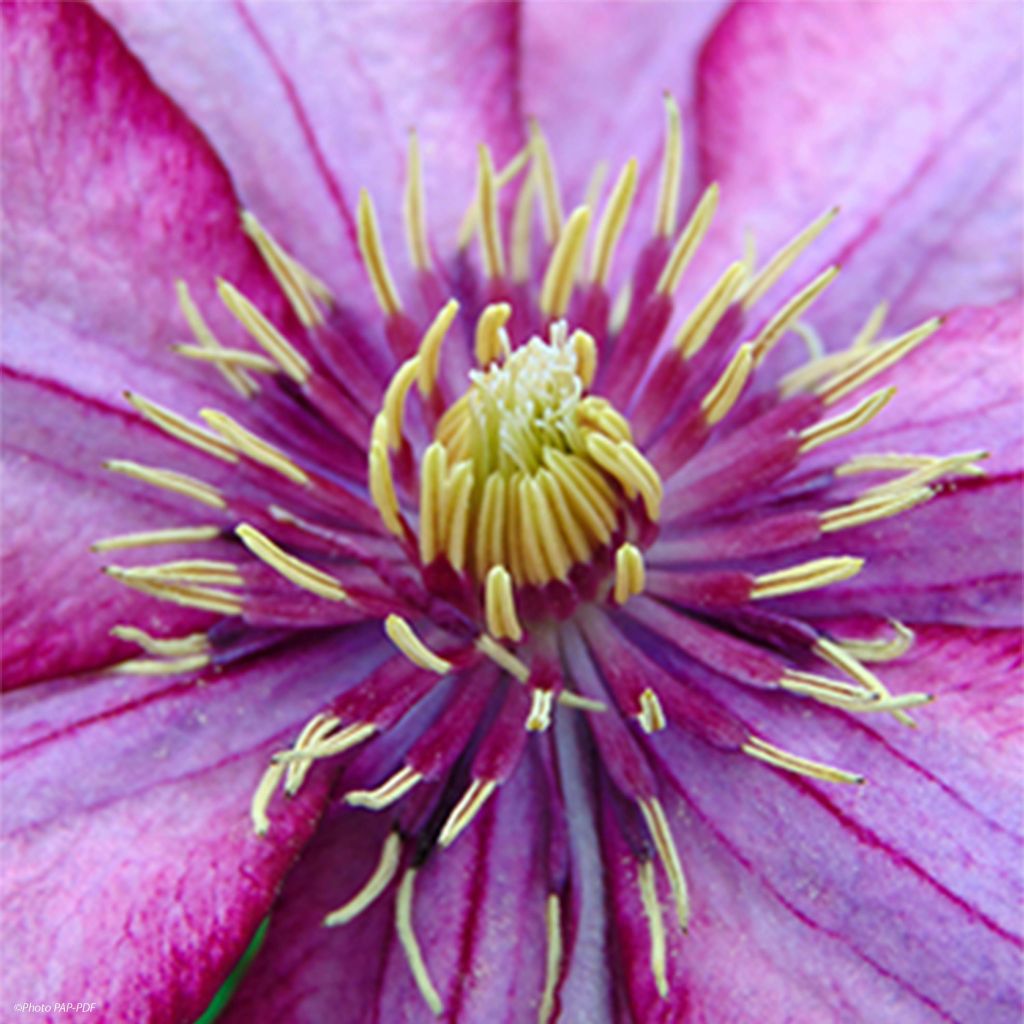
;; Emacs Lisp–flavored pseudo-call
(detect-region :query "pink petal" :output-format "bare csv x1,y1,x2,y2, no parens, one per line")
639,625,1021,1023
1,371,237,689
2,1,290,414
221,751,553,1024
1,627,391,1023
695,1,1023,337
520,1,727,255
96,0,525,309
790,473,1022,628
782,301,1022,627
811,300,1023,474
643,622,1019,1024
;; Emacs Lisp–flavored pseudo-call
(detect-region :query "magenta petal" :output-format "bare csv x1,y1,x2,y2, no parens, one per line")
222,752,552,1024
96,0,525,306
813,301,1023,474
2,1,290,412
782,301,1022,627
787,472,1022,628
695,1,1023,337
1,628,390,1022
0,371,240,688
643,626,1021,1023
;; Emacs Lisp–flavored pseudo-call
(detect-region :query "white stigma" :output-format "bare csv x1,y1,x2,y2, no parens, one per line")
468,321,583,472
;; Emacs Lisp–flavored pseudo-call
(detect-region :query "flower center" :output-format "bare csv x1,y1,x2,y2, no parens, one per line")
419,319,659,622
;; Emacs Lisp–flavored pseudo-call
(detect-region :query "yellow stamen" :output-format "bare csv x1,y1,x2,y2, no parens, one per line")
527,688,555,732
172,345,280,374
780,668,874,703
637,688,667,733
742,206,840,310
236,523,348,602
345,765,423,810
539,206,592,319
749,265,839,366
485,565,523,642
442,462,474,572
475,634,531,683
812,636,919,727
559,692,608,713
742,736,864,785
468,472,503,576
91,525,221,552
537,468,591,565
216,278,312,384
396,869,444,1017
369,420,403,538
673,260,748,358
403,129,433,272
639,796,690,930
798,387,895,452
614,543,646,605
572,329,597,388
751,556,864,599
381,356,421,452
654,93,684,239
530,121,564,245
474,303,513,367
276,721,377,763
655,183,719,296
820,487,933,532
863,450,988,496
417,299,459,396
240,210,331,328
357,188,403,317
112,653,210,676
510,169,538,284
638,860,669,998
324,832,402,926
792,320,825,361
104,570,243,615
103,460,226,509
837,451,985,480
591,158,638,286
201,409,309,485
438,778,499,848
124,392,239,463
476,145,507,280
284,713,343,795
538,894,563,1024
818,317,942,404
832,620,915,663
457,142,531,251
384,614,452,675
778,346,865,398
586,437,662,521
251,760,286,836
701,343,753,426
110,625,209,657
851,300,889,350
111,558,243,586
418,442,447,566
176,279,257,397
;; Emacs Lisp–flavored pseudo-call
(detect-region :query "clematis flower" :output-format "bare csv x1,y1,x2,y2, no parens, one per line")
2,2,1022,1022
